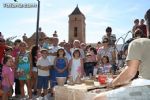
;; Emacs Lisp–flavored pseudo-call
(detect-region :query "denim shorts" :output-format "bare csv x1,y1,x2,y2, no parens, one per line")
37,76,49,89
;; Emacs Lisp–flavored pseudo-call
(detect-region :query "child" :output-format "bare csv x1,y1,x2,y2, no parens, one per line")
11,39,21,97
16,42,32,99
36,49,51,98
0,38,7,92
54,48,68,81
101,56,112,74
69,49,84,82
42,37,50,49
31,45,40,95
84,47,97,76
2,55,14,100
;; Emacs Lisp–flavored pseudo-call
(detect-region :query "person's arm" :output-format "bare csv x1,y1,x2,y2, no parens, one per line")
48,52,57,56
80,58,84,77
62,58,68,72
36,59,44,70
68,59,72,75
15,54,18,65
29,52,33,74
109,59,140,88
53,58,61,73
97,53,102,65
111,49,116,64
37,65,44,70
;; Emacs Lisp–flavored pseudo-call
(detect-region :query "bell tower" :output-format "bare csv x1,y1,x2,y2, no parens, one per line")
68,5,86,43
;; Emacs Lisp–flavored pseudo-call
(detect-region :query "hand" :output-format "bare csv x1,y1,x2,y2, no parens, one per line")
57,69,63,73
106,81,114,89
43,67,49,71
29,71,33,77
3,74,7,79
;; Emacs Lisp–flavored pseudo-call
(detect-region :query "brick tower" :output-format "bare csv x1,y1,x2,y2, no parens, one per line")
68,5,86,43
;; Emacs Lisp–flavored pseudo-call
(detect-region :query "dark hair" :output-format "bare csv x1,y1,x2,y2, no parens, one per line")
57,48,65,57
3,55,12,64
106,27,112,32
73,49,81,57
123,44,129,53
97,41,101,44
102,56,109,64
134,28,143,37
134,19,139,23
19,41,27,47
90,47,97,55
31,45,39,67
5,46,13,52
14,39,21,45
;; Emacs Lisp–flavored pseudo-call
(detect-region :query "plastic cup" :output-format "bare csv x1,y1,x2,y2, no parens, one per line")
98,75,107,84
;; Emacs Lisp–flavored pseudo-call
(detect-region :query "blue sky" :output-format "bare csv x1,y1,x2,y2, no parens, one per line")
0,0,150,44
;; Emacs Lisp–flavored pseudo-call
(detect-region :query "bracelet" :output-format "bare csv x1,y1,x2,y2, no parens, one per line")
108,81,115,88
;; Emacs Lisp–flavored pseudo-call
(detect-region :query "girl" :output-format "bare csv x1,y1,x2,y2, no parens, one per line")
101,56,112,74
69,49,84,82
2,55,14,100
12,39,21,97
84,47,97,76
31,45,40,95
16,42,32,99
54,48,68,78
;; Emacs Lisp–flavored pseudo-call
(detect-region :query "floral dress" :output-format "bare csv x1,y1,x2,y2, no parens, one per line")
70,58,82,81
17,51,30,80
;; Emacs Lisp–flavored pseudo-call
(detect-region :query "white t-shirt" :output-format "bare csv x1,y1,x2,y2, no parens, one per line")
36,57,51,76
65,50,72,62
47,45,61,65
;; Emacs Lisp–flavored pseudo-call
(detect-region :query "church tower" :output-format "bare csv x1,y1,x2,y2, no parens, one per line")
68,5,86,43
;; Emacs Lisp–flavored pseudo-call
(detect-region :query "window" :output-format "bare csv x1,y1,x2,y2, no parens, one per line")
74,27,78,37
75,17,77,21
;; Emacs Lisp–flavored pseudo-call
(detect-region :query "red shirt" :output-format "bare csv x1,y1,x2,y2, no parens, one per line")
0,45,7,64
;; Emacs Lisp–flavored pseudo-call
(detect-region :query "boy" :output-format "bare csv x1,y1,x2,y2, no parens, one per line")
36,49,51,99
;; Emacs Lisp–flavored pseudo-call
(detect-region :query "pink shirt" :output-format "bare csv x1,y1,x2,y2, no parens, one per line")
2,65,14,87
12,48,20,58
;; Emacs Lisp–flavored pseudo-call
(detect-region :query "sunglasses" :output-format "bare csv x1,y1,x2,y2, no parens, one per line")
103,41,108,43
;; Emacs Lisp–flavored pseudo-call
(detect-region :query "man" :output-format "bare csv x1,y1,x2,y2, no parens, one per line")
139,19,147,37
94,38,150,100
102,27,116,47
145,9,150,38
47,37,61,96
132,19,140,38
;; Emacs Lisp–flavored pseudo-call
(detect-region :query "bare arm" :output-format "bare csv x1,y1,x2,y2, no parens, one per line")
112,50,116,64
80,58,84,77
97,54,102,64
68,59,72,74
62,58,68,71
29,52,33,72
111,59,140,87
53,58,58,71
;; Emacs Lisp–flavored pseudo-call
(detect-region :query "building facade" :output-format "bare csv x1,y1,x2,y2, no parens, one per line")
68,5,86,43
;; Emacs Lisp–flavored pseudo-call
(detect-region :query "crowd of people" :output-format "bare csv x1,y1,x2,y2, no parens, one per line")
0,15,149,100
